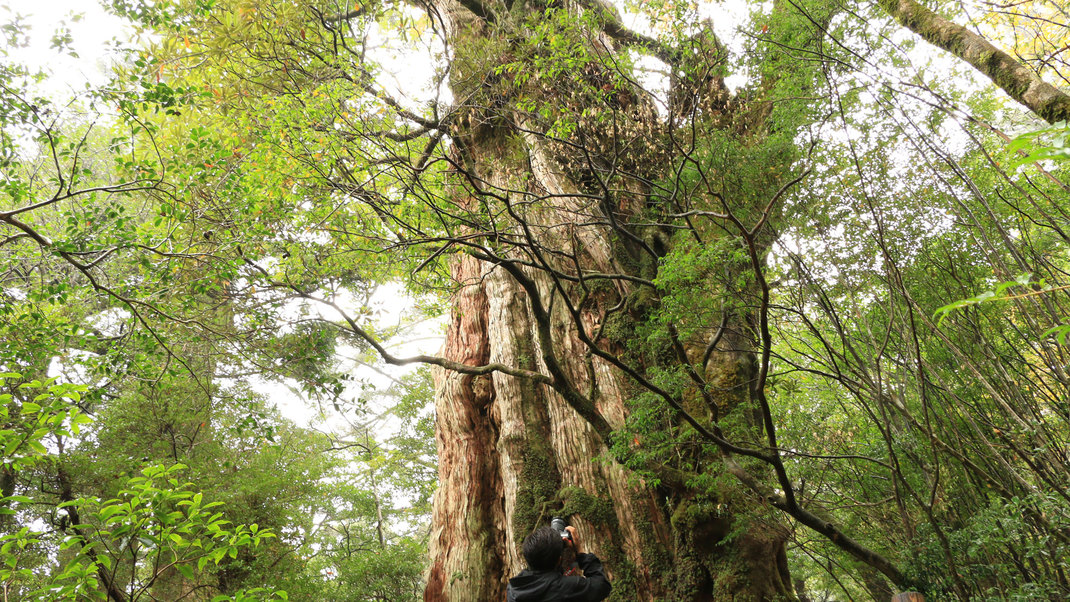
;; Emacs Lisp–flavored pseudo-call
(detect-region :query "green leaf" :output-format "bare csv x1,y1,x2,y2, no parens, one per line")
97,554,112,570
176,562,195,580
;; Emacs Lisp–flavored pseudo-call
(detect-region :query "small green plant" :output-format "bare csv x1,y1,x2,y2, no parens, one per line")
50,463,283,601
0,374,286,601
0,373,91,470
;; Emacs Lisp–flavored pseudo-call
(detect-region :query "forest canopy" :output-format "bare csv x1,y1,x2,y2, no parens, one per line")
1,0,1069,600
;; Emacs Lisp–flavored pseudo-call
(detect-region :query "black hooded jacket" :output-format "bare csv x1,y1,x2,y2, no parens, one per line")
506,553,612,602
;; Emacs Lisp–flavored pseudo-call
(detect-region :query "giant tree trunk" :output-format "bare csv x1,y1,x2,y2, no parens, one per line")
423,2,797,600
424,230,794,601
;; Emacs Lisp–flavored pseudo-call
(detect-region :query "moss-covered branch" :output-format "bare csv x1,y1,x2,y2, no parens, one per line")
877,0,1070,124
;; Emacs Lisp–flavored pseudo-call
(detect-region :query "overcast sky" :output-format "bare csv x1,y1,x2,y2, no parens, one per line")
3,0,134,100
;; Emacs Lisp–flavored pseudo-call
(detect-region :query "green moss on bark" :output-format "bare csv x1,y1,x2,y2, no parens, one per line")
512,435,562,544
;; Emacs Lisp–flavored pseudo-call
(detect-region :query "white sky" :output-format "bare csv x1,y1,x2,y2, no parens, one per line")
2,0,134,97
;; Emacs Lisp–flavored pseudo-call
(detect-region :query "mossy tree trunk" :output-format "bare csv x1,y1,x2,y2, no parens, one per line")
424,1,808,600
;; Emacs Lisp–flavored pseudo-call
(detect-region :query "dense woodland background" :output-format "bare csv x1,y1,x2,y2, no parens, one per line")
1,0,1069,600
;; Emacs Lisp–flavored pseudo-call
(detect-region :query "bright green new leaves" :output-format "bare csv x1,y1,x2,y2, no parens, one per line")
933,272,1038,324
4,465,285,601
52,464,283,602
0,375,90,471
1008,120,1070,167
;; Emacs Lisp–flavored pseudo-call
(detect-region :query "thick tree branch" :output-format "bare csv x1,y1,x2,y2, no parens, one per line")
877,0,1070,123
456,0,497,25
484,255,616,439
323,6,369,23
723,457,910,588
580,0,682,65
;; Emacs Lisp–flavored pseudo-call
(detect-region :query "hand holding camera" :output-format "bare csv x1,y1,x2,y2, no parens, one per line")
551,517,581,553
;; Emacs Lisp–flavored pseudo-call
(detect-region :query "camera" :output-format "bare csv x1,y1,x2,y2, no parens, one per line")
550,516,572,541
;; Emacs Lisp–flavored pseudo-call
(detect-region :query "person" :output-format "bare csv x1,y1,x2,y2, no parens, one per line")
506,524,612,602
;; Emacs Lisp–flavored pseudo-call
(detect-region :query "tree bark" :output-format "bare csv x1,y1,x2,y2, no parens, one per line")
425,254,507,600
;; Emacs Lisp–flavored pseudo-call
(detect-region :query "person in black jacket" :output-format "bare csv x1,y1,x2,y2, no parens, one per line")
506,524,612,602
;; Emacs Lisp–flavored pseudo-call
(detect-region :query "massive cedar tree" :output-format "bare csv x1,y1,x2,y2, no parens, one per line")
7,0,1066,599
